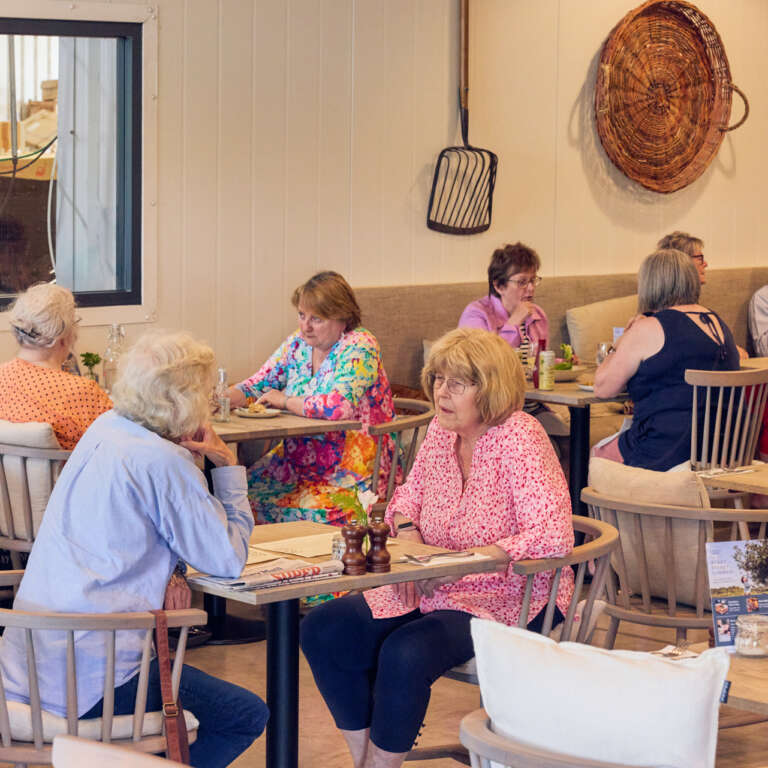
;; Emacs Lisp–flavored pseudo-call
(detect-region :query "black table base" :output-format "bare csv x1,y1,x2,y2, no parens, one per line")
204,594,266,645
568,404,590,540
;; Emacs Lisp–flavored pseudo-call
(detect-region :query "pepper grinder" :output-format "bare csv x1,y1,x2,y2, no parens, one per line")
341,522,367,575
366,520,391,573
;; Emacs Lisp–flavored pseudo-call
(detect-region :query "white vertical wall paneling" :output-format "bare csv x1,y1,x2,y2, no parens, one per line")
282,0,323,337
250,0,288,371
180,0,219,343
348,0,386,288
216,0,254,376
316,0,353,282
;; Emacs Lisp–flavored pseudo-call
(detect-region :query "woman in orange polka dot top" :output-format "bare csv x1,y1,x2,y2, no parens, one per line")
0,283,112,450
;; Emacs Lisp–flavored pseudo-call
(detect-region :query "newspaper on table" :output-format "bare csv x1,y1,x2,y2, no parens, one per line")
706,539,768,649
188,557,344,591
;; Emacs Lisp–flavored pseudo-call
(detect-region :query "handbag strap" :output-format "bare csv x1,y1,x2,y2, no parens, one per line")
151,609,190,764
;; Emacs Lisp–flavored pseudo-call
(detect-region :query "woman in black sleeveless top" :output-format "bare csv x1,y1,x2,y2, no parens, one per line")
593,249,739,471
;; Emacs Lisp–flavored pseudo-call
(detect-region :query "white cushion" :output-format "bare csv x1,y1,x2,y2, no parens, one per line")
6,700,198,743
471,618,729,768
0,421,64,541
588,458,710,606
566,294,637,362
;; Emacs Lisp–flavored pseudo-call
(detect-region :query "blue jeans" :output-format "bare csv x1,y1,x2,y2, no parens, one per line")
82,661,268,768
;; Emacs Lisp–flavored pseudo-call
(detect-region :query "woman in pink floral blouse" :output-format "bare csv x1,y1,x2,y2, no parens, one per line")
300,328,573,768
227,271,395,526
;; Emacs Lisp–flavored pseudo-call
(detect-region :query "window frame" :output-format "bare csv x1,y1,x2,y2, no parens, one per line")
0,0,158,328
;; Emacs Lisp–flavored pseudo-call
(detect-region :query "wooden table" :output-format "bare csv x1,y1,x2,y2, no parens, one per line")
699,464,768,496
190,521,504,768
212,411,361,444
691,642,768,715
525,381,629,516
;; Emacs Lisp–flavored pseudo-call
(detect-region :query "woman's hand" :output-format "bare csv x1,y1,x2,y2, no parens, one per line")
392,580,420,610
163,571,192,610
180,422,237,467
508,301,534,328
414,575,456,598
227,386,247,408
395,527,424,544
471,544,510,573
257,388,288,410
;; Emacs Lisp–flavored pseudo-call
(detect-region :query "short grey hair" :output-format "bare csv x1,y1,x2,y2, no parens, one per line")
111,331,215,440
657,231,703,258
638,249,701,313
7,283,78,349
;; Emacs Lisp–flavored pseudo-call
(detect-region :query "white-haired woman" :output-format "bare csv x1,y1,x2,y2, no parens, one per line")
0,282,111,449
594,249,739,470
0,331,268,768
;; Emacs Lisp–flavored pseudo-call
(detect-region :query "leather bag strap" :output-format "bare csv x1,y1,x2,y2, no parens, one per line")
151,609,190,764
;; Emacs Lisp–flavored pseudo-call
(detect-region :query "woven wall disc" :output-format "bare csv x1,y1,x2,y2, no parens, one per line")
595,0,746,194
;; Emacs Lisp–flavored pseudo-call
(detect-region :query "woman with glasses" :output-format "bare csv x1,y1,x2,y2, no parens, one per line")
0,283,112,449
226,271,396,526
301,328,573,768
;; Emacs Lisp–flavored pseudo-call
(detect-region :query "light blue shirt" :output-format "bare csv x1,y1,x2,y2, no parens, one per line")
0,410,253,717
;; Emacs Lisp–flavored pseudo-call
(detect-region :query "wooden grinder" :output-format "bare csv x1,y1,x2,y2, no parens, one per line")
341,522,367,575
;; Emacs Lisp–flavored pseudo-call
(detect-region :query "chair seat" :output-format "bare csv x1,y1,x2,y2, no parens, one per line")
5,701,199,743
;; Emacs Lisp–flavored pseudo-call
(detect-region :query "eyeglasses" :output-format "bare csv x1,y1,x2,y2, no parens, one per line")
506,276,542,289
691,254,705,263
431,374,474,396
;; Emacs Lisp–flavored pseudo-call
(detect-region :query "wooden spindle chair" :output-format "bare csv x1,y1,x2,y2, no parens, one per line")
0,572,205,767
405,516,619,765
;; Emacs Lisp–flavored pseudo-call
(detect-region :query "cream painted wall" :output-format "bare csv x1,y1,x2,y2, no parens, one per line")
2,0,766,384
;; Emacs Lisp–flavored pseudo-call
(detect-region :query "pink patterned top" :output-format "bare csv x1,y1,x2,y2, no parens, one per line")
364,411,574,625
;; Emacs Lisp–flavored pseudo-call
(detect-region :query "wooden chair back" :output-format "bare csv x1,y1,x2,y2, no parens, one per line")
685,367,768,471
0,572,206,766
581,486,768,647
369,398,434,502
0,442,71,568
406,516,620,764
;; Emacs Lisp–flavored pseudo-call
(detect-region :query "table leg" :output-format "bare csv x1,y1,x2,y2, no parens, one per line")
266,599,300,768
204,594,266,645
568,404,590,518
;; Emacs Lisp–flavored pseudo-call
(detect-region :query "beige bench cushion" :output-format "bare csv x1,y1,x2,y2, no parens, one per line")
588,458,710,607
0,421,63,541
471,618,727,768
566,294,637,362
6,700,198,743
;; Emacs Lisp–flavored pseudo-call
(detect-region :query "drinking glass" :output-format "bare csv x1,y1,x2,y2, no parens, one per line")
596,342,610,366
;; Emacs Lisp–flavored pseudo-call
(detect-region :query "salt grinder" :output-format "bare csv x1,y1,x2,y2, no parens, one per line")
341,522,367,575
366,520,391,573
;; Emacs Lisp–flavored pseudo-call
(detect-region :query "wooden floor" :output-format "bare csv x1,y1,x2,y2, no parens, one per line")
3,602,768,767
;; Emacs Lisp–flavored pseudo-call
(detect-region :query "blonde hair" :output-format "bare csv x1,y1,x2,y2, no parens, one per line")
8,283,78,349
111,331,215,440
637,248,701,313
421,328,525,425
291,271,361,331
657,231,703,258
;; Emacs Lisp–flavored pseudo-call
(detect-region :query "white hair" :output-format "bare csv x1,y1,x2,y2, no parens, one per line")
111,331,215,440
8,283,78,349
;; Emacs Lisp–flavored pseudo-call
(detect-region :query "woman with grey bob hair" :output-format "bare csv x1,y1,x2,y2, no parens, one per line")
593,248,739,471
0,283,112,450
0,330,268,767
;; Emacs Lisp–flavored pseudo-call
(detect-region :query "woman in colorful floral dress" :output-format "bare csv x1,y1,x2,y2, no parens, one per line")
227,271,395,525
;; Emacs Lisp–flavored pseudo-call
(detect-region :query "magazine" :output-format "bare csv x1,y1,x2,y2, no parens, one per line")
188,557,344,592
705,539,768,648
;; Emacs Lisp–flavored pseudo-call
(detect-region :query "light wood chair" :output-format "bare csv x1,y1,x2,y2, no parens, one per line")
405,516,620,765
369,398,434,503
52,733,187,767
686,366,768,473
0,571,205,767
581,486,768,648
0,441,71,569
459,707,651,768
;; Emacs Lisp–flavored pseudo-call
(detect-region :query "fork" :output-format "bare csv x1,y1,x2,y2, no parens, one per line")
402,550,473,564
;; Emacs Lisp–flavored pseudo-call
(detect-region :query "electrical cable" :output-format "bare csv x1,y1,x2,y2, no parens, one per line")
46,144,58,274
0,135,57,175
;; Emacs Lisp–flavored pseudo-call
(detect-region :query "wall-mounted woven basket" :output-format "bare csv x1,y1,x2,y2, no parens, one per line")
595,0,748,194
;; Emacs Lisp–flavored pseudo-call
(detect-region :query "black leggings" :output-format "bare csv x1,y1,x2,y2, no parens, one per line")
299,593,560,753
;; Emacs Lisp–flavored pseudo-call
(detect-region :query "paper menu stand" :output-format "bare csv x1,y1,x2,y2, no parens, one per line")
705,539,768,649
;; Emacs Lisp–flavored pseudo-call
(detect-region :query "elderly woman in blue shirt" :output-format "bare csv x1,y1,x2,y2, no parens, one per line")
0,331,268,768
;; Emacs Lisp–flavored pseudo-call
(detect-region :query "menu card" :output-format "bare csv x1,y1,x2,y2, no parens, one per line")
706,539,768,648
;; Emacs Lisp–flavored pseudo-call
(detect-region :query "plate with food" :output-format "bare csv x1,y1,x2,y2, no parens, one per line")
552,344,586,382
577,377,595,391
235,404,281,419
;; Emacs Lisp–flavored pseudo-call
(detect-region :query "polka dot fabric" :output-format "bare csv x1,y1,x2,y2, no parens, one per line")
0,358,113,450
364,411,574,626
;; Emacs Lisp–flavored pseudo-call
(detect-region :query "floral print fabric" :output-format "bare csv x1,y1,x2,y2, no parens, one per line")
237,328,395,526
364,411,574,626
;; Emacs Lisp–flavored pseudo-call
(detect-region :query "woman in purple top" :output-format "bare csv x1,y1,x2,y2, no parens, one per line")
459,243,567,441
459,242,548,352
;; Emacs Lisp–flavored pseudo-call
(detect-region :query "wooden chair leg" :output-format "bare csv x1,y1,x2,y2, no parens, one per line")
604,616,620,649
